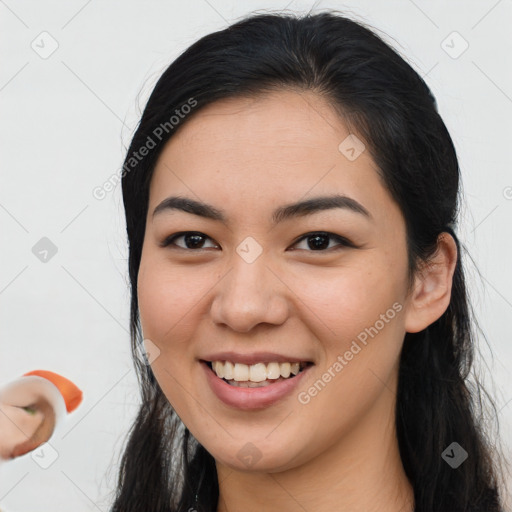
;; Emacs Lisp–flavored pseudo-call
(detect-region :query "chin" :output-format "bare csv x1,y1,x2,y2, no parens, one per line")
206,437,307,473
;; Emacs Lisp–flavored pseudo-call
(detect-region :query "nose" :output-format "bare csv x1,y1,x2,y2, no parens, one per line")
210,253,290,333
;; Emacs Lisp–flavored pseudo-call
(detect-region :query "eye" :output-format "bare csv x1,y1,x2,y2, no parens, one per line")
290,231,355,251
160,231,354,252
160,231,219,250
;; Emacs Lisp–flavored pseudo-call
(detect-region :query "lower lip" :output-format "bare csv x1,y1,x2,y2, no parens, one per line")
201,361,312,410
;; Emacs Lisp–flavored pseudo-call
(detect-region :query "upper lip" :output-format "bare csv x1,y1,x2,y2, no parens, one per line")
200,351,314,366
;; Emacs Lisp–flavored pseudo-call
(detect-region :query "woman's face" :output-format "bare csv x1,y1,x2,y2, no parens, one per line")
137,89,414,472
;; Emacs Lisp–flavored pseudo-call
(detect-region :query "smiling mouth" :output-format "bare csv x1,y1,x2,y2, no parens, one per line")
204,360,314,388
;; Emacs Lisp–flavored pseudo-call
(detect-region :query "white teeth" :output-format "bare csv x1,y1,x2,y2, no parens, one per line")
280,362,291,378
266,362,281,380
290,362,300,376
233,363,249,382
210,360,308,383
249,363,267,382
213,361,224,379
223,360,234,380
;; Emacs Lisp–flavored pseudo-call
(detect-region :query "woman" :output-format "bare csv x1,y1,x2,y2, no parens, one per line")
112,10,506,512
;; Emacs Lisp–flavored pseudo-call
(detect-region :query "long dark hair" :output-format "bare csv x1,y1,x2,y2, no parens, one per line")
112,10,505,512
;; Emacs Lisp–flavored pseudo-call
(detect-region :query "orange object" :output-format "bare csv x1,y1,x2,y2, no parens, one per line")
22,370,83,413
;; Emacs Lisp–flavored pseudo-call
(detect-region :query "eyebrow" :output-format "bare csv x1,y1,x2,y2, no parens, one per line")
152,194,372,224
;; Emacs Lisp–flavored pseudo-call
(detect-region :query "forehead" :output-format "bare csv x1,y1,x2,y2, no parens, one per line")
167,89,350,160
149,90,399,227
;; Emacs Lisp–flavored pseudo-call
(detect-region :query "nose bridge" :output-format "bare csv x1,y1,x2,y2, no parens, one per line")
210,245,288,332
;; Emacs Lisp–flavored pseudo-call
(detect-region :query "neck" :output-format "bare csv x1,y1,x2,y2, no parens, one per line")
215,378,414,512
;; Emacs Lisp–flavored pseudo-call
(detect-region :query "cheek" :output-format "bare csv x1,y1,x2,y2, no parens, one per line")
290,257,406,413
291,257,403,344
137,259,205,422
291,311,404,461
137,257,211,341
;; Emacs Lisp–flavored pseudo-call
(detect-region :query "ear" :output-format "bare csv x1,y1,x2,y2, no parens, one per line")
404,232,458,333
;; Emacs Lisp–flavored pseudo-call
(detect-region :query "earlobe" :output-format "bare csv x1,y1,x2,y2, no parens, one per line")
404,232,458,333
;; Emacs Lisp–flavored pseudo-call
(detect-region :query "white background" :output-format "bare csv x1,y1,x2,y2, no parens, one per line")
1,1,511,510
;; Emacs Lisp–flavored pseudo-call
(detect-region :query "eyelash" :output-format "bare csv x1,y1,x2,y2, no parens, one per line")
159,231,355,252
